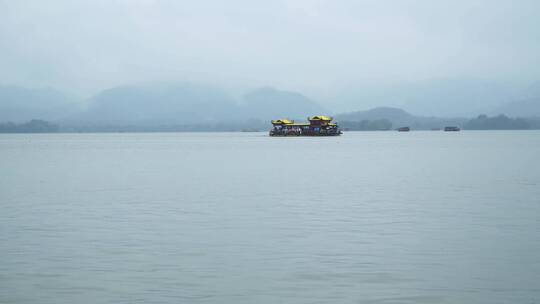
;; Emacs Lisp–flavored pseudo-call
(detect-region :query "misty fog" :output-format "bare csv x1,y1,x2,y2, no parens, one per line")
1,0,540,122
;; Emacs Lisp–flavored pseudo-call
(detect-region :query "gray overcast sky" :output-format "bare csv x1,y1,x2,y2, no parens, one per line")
1,0,539,98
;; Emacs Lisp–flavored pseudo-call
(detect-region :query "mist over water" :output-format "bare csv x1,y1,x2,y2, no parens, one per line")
2,131,540,303
1,1,540,116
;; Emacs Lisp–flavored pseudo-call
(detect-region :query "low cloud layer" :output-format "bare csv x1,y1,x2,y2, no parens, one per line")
1,0,539,105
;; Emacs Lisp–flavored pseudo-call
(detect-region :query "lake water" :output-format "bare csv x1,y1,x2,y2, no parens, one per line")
1,131,540,304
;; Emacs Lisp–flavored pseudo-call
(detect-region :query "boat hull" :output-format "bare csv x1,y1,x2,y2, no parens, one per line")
269,132,342,137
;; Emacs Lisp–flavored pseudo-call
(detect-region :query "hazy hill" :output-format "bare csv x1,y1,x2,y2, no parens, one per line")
67,84,327,125
333,78,515,117
397,78,515,117
0,85,80,122
335,107,418,128
70,83,239,125
240,87,326,121
335,107,467,130
336,107,413,122
464,114,532,130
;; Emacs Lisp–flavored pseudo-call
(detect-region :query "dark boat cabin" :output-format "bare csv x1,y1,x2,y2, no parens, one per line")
308,116,332,126
269,116,342,136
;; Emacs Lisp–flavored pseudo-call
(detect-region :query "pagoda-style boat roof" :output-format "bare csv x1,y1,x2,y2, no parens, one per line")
289,122,338,127
271,119,294,125
272,117,337,127
309,115,333,121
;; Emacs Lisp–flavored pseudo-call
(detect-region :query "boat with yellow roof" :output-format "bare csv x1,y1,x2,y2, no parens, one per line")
269,116,342,136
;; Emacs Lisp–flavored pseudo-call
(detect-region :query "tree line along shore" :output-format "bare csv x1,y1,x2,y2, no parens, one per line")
2,114,540,133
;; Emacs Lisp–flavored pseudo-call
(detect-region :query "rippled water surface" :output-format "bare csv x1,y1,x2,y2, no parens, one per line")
1,131,540,304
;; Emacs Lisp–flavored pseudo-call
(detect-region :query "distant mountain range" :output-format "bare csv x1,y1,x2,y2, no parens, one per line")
1,80,540,129
64,83,324,126
70,83,238,125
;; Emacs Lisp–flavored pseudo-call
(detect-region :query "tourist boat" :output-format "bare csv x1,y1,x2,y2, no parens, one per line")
444,126,461,131
269,116,342,136
397,126,410,132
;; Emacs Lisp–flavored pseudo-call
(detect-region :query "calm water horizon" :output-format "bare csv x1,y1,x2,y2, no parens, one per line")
1,131,540,303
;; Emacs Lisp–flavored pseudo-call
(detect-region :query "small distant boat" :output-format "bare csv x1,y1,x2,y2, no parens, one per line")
444,126,460,132
397,126,410,132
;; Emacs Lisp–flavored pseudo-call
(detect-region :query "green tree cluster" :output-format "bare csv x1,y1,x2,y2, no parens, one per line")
0,119,59,133
464,114,530,130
